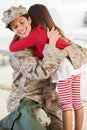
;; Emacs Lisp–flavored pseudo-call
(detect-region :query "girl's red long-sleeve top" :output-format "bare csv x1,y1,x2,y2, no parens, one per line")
9,25,71,58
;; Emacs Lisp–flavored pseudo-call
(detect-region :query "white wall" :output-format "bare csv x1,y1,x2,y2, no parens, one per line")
0,0,63,37
0,0,87,50
63,0,87,4
0,0,87,37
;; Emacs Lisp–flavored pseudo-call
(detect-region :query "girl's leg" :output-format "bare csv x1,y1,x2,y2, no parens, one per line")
56,78,73,130
62,110,72,130
74,108,84,130
72,74,84,130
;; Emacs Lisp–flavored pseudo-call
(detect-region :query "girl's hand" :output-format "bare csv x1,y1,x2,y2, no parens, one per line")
47,26,61,46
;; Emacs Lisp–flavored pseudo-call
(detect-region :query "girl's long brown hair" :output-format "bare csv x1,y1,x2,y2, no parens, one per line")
28,4,69,41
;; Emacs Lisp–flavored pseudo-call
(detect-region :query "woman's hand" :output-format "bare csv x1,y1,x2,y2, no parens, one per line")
47,26,61,46
63,49,68,57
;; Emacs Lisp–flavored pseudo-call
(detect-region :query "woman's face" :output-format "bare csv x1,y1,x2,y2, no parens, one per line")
10,16,32,38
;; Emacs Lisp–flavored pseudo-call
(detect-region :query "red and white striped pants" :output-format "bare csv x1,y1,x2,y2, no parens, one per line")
56,74,83,111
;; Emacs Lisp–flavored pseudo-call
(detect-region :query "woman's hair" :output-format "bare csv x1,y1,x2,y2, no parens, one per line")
28,4,67,39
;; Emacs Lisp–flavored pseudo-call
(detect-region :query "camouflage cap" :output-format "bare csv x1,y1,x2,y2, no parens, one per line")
2,5,27,27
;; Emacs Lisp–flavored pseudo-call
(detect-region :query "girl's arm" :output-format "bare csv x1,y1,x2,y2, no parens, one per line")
9,26,47,52
56,37,71,49
47,26,71,49
10,28,65,80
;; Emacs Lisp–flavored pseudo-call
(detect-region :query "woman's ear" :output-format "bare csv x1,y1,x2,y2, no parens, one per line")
28,16,32,24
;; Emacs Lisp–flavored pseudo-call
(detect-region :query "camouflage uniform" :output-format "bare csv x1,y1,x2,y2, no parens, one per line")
65,42,87,69
7,44,65,130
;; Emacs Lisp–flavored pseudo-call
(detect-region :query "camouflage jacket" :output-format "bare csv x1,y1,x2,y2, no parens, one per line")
7,44,65,113
65,42,87,69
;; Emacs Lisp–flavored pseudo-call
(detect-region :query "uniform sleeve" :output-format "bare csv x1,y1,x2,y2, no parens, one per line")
9,44,65,80
65,42,87,69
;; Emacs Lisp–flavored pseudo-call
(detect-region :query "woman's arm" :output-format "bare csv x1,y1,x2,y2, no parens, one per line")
64,42,87,69
9,44,65,80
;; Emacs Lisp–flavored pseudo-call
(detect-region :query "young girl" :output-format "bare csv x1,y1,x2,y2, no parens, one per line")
2,4,84,130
